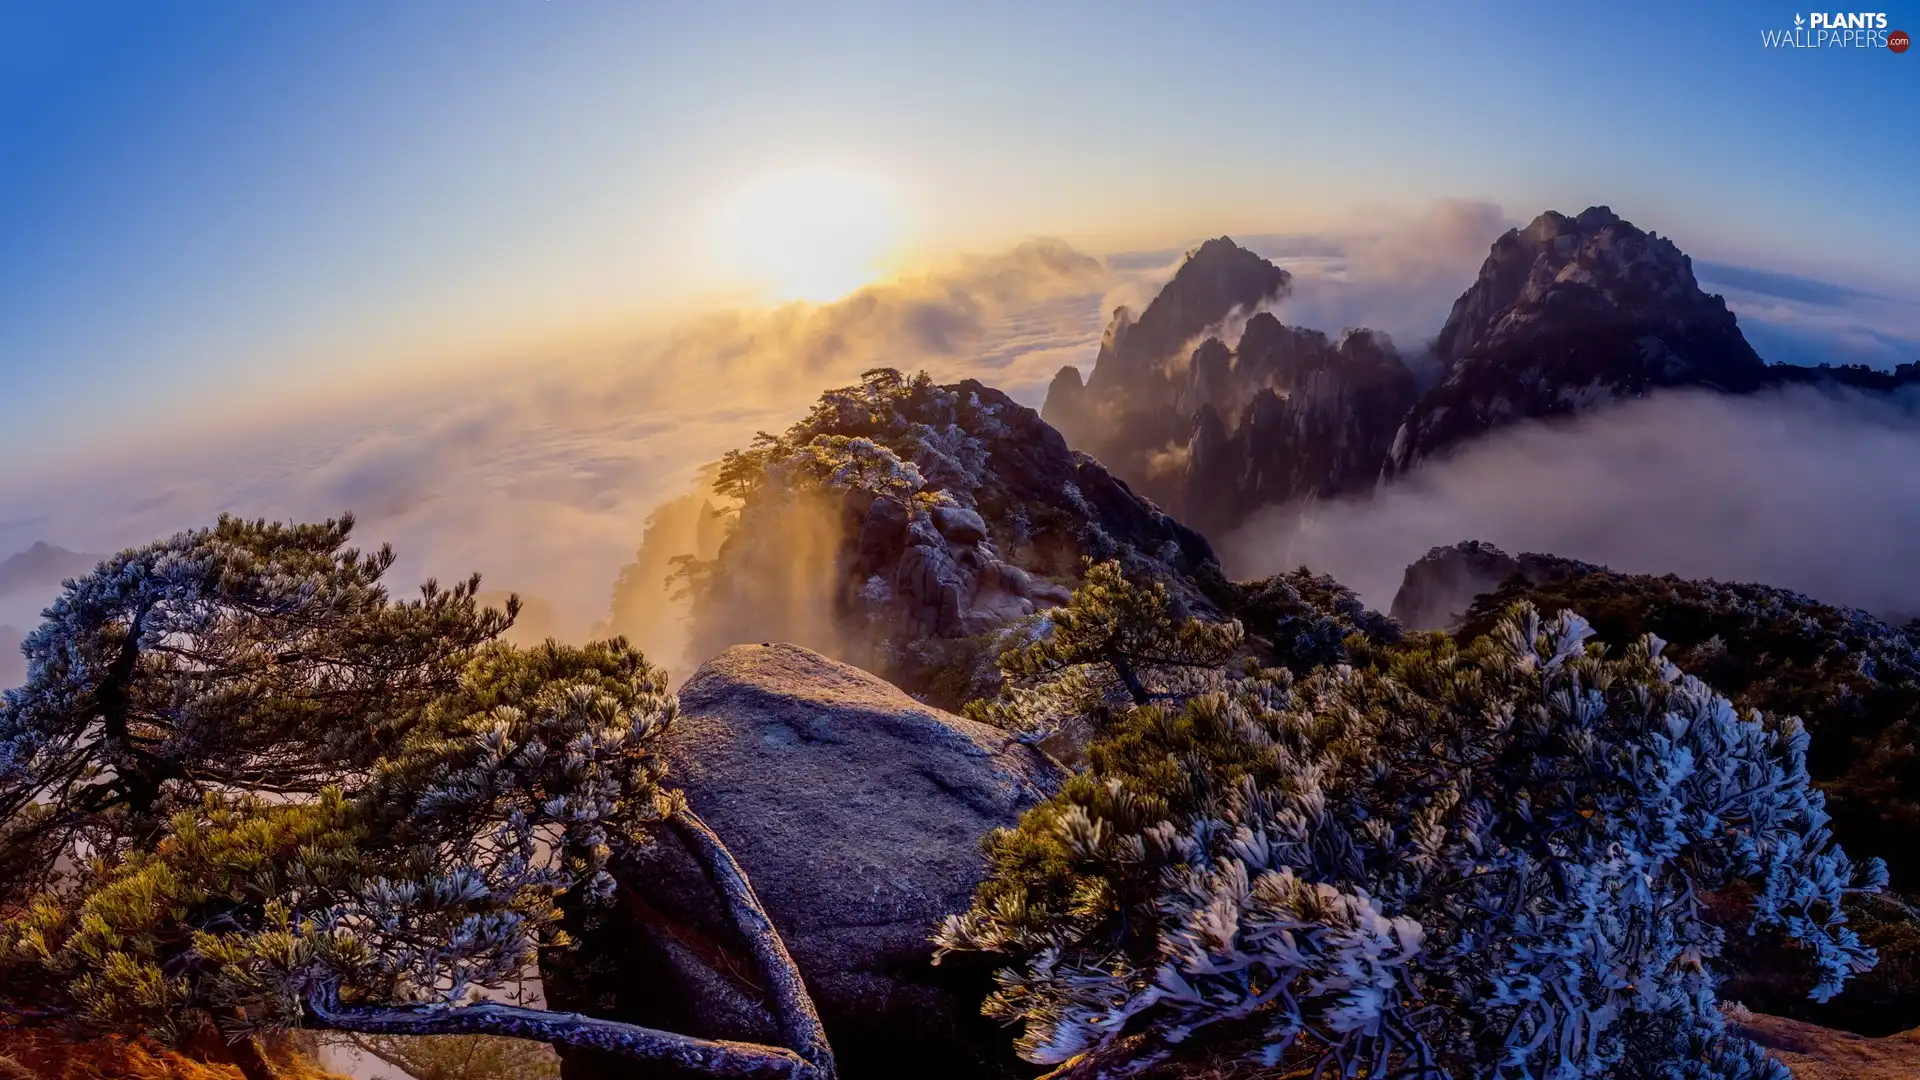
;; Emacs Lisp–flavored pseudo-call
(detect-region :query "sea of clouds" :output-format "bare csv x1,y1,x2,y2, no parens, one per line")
2,199,1917,656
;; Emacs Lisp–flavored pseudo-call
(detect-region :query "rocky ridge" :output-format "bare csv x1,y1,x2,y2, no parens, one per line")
1043,207,1920,536
1045,240,1414,535
1384,206,1770,474
676,370,1223,707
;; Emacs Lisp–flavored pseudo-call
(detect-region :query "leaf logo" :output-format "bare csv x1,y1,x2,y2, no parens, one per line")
1794,12,1805,26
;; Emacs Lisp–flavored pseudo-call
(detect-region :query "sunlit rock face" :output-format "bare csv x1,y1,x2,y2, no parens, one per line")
678,371,1222,707
1384,206,1769,475
1179,317,1415,537
1042,237,1412,535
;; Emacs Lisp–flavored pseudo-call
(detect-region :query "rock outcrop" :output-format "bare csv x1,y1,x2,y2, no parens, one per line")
609,644,1067,1079
1042,239,1411,535
682,370,1222,706
1389,541,1599,631
1384,206,1769,475
1730,1011,1920,1080
1180,317,1415,536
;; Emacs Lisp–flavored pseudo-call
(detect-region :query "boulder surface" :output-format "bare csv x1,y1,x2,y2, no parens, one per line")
612,643,1065,1079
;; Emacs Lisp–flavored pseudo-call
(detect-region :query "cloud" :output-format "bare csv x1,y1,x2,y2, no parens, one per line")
1243,199,1515,345
0,240,1114,642
1224,385,1920,620
1695,260,1920,370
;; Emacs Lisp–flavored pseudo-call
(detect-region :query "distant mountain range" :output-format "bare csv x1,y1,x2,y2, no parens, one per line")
0,542,100,687
1044,206,1920,535
0,541,99,599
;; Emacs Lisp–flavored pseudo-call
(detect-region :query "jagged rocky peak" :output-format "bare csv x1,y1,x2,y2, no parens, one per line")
1436,205,1745,365
1173,315,1416,534
1041,235,1414,535
678,369,1222,707
1069,236,1292,399
1387,206,1767,475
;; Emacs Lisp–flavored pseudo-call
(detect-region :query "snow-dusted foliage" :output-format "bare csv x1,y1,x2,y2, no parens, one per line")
1228,567,1402,673
713,368,996,511
966,561,1243,742
1461,562,1920,1034
0,517,833,1079
937,603,1885,1079
0,637,676,1045
0,514,516,904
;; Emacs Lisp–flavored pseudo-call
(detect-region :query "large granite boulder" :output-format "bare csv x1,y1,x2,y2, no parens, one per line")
609,643,1066,1079
1730,1011,1920,1080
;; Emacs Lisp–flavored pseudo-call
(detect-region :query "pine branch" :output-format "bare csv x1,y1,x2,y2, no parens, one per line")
670,806,837,1079
305,986,820,1080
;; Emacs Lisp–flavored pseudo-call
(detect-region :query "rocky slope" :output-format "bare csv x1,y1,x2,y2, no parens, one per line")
1043,208,1920,537
1383,205,1771,474
1729,1010,1920,1080
1044,239,1413,535
664,369,1223,707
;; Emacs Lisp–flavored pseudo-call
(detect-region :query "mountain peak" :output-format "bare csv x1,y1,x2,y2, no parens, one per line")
1387,207,1765,474
1082,237,1290,397
0,541,101,596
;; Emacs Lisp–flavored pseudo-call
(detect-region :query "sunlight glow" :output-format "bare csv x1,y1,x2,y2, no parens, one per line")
711,167,900,302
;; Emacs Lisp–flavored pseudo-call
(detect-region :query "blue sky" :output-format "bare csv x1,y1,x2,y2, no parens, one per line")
2,0,1915,459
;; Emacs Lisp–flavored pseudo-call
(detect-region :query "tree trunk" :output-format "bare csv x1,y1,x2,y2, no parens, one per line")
1110,657,1150,706
306,989,820,1080
222,1035,282,1080
670,807,836,1079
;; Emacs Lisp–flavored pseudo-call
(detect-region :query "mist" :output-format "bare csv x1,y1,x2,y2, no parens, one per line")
5,206,1916,671
1224,385,1920,619
0,240,1114,642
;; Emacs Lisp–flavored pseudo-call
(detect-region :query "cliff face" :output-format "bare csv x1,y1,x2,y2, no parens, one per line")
676,370,1222,707
1385,206,1769,474
1044,237,1293,502
1182,318,1416,537
1043,239,1411,535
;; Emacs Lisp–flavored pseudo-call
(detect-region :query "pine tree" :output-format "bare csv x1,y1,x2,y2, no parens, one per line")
0,517,835,1080
967,561,1243,740
938,599,1886,1079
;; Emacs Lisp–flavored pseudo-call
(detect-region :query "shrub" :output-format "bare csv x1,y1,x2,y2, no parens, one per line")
939,603,1884,1079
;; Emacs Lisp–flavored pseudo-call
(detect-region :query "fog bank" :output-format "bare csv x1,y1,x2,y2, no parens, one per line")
1225,386,1920,619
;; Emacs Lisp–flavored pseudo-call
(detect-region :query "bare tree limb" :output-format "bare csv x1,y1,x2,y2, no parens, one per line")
670,806,836,1078
305,987,819,1080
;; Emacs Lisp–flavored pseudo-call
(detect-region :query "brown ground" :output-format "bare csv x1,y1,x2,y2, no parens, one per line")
0,1031,344,1080
1733,1012,1920,1080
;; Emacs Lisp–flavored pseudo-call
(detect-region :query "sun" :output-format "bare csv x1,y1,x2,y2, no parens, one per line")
711,167,900,302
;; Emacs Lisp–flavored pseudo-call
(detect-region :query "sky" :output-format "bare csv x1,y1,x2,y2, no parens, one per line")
0,0,1917,655
2,0,1916,461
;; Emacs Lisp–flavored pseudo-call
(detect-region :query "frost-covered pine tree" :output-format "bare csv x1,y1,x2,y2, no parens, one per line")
0,514,515,901
966,561,1243,741
937,600,1885,1080
0,517,836,1080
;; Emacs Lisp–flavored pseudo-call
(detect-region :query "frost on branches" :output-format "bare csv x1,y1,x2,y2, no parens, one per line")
0,517,836,1080
937,600,1885,1079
